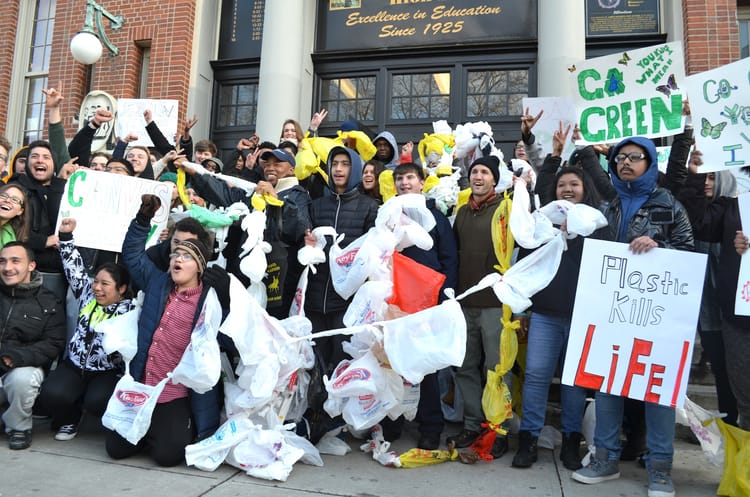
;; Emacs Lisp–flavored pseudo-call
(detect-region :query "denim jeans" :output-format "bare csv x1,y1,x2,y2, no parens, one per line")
594,391,675,462
519,312,587,437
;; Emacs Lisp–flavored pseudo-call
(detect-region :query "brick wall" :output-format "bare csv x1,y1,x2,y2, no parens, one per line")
48,0,196,138
0,2,21,137
682,0,740,74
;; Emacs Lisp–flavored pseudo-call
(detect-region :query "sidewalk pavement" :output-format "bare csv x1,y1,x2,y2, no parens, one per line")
1,417,722,497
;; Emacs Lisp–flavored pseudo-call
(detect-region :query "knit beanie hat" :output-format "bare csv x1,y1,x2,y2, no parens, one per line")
468,155,500,184
174,239,209,275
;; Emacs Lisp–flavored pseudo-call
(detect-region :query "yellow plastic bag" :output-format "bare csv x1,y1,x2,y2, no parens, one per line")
338,130,376,161
717,419,750,497
379,170,396,202
398,447,459,468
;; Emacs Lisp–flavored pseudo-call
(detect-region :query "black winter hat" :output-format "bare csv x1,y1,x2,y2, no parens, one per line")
468,155,500,185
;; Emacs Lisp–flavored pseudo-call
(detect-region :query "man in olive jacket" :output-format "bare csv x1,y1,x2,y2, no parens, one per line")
0,242,66,450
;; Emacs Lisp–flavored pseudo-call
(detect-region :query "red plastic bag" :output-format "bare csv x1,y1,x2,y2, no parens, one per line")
387,252,446,313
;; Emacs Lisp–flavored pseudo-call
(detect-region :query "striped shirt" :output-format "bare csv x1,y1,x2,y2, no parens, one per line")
144,283,203,403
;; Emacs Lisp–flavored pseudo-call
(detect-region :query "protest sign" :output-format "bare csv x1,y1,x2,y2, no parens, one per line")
568,41,686,145
684,57,750,172
735,192,750,315
115,98,179,148
56,170,174,252
521,96,577,160
561,239,706,408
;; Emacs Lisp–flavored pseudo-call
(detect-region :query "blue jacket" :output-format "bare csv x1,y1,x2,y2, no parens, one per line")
122,219,224,439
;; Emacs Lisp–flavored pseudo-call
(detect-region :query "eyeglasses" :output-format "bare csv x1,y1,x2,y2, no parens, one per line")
0,193,23,206
105,165,129,174
169,252,194,262
614,152,647,164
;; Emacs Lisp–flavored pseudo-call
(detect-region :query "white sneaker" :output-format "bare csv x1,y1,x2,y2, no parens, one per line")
55,424,78,441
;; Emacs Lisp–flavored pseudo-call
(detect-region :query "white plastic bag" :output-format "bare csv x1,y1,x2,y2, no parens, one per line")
677,396,724,466
97,297,141,366
382,298,467,384
170,289,223,393
289,266,310,317
343,280,393,327
329,231,385,300
185,417,254,471
226,426,305,481
101,373,168,445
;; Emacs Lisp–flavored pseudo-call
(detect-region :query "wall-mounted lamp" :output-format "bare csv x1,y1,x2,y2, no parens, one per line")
70,0,124,65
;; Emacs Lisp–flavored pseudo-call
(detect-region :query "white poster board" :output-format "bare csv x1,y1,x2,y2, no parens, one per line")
735,192,750,315
684,57,750,173
521,96,577,161
115,98,179,148
568,41,686,145
56,170,174,252
561,239,706,409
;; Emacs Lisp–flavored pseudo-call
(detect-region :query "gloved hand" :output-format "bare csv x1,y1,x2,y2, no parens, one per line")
202,266,231,313
135,194,162,227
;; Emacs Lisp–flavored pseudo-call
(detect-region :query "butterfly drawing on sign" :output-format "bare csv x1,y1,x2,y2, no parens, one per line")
618,52,631,65
567,64,576,73
700,117,728,140
656,74,679,97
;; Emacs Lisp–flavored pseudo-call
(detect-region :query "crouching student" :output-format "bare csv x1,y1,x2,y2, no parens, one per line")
105,195,233,467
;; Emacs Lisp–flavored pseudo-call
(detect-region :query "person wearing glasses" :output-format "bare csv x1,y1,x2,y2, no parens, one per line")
103,158,135,176
106,194,232,466
0,184,30,249
572,136,693,497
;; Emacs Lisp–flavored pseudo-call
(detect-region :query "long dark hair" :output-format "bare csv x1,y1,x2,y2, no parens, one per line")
358,159,386,203
549,166,603,208
0,183,31,242
95,262,132,299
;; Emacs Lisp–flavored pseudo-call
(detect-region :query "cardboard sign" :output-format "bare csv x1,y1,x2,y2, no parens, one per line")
115,99,179,148
561,239,706,408
568,41,686,145
56,170,174,252
735,192,750,315
521,96,577,161
684,57,750,172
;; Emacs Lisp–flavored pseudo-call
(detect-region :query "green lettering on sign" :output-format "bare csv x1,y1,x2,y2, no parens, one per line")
651,94,683,134
67,170,87,207
578,69,604,101
580,107,605,142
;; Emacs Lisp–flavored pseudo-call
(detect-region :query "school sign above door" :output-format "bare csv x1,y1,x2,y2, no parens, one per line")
316,0,537,52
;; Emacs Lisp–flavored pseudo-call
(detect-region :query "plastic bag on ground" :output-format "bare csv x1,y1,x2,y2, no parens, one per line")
538,425,562,450
676,396,724,466
226,425,305,481
361,424,401,467
185,417,254,471
716,419,750,497
316,425,352,456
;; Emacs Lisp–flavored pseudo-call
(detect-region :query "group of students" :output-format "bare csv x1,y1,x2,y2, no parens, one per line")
0,85,746,497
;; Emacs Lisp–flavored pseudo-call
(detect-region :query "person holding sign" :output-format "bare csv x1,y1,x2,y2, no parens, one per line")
512,124,610,470
37,218,135,441
678,153,749,432
572,136,693,497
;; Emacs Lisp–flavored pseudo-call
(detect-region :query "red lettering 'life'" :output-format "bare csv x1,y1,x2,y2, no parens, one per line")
621,338,653,398
645,364,665,403
575,324,605,390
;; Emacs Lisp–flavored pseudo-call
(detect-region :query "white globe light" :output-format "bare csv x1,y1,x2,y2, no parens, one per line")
70,32,103,64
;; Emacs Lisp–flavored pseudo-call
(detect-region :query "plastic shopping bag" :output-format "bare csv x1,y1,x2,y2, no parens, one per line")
101,373,169,445
185,417,254,471
387,252,445,313
170,289,223,393
343,280,393,327
97,297,141,366
382,297,467,384
717,419,750,497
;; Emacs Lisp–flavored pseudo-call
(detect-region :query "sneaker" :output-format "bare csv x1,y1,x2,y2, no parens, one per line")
571,447,620,484
490,435,509,459
446,429,480,448
417,432,441,450
647,459,675,497
512,430,538,468
55,424,79,441
560,432,584,470
8,430,32,450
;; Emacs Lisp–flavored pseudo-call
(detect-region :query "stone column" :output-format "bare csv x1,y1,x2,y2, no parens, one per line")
537,0,586,97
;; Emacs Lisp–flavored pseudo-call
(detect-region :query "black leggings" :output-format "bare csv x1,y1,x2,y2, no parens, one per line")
105,397,195,467
38,359,120,428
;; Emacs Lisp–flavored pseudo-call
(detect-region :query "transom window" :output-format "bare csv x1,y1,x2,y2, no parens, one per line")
320,76,376,122
390,72,450,120
466,69,529,118
216,83,258,128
